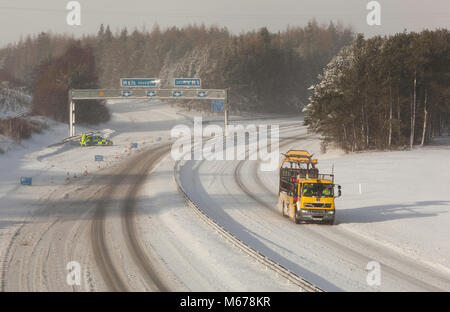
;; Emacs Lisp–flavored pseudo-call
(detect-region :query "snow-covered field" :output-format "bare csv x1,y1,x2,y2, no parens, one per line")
318,138,450,273
0,97,448,291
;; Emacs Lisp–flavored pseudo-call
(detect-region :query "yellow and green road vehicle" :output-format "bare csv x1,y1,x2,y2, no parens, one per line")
80,133,113,147
277,150,341,225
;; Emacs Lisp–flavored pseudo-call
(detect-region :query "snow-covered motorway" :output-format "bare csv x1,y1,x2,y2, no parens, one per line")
178,125,450,291
0,100,302,291
0,99,449,291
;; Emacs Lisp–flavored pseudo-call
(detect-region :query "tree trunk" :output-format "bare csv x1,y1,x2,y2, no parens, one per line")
388,79,393,148
365,86,369,148
343,125,349,151
397,93,401,145
410,71,417,149
421,88,428,146
361,102,365,145
427,110,433,142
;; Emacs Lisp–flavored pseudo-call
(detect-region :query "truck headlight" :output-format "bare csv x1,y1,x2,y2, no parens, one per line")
327,211,334,214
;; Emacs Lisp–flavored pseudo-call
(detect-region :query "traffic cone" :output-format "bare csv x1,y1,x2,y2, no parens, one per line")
66,172,70,183
142,141,145,145
115,152,119,160
83,165,88,176
97,162,100,169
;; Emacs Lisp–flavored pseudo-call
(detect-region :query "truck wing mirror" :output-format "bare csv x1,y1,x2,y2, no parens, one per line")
335,184,342,198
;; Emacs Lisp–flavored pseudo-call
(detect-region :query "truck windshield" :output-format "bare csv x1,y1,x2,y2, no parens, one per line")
302,183,333,197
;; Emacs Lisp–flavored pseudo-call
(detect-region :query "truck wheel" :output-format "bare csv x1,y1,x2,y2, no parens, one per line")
294,208,301,224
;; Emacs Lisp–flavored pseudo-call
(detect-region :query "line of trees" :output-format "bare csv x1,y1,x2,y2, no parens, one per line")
304,29,449,151
32,42,110,124
0,21,354,114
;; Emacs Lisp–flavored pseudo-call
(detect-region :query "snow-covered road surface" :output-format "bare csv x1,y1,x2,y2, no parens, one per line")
1,98,449,291
0,100,301,291
177,125,450,291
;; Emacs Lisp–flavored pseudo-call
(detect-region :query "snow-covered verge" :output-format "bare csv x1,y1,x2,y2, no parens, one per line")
316,137,450,273
268,130,450,275
269,131,450,274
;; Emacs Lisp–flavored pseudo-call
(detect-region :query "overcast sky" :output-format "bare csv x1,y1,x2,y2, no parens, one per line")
0,0,449,47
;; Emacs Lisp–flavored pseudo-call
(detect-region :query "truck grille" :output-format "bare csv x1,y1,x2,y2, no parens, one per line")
304,203,332,208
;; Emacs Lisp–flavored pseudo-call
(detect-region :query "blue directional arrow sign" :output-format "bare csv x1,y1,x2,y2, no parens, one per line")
120,78,159,88
174,78,201,88
172,90,183,97
122,90,132,97
146,90,157,97
197,90,207,98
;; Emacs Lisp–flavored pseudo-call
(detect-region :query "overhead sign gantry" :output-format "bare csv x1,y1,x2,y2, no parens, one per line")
68,78,228,137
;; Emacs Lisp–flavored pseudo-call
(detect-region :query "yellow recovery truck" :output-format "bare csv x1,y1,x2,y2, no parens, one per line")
277,150,341,225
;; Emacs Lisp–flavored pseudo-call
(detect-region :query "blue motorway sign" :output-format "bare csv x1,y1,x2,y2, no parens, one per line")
130,143,138,149
173,78,201,88
121,78,159,88
146,90,157,97
211,100,224,112
20,177,32,185
95,155,104,161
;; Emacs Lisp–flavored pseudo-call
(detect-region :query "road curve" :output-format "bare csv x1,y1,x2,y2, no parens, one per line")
1,143,173,291
177,124,450,291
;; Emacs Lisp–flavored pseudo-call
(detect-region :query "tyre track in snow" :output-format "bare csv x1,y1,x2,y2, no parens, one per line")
91,143,171,292
121,144,171,292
